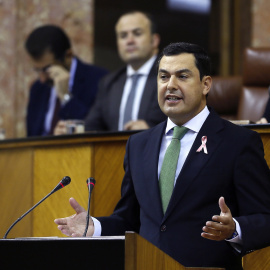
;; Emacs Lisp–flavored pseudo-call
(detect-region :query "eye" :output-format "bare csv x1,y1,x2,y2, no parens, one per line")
118,32,127,39
133,29,143,36
159,74,169,80
178,74,188,79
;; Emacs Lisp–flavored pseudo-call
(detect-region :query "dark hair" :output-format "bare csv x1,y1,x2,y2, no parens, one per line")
119,10,158,34
25,25,71,61
157,42,211,80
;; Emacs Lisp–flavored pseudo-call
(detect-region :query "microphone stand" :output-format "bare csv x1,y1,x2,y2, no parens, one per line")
83,177,96,237
4,192,54,239
3,176,71,239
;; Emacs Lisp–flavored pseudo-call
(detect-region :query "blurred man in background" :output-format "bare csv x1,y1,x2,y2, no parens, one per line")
54,11,166,135
25,25,107,136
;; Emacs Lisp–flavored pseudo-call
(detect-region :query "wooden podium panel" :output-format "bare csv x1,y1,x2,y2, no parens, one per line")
0,148,33,238
0,132,130,238
125,232,224,270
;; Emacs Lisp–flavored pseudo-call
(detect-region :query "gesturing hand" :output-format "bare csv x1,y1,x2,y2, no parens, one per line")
54,197,94,237
201,197,235,241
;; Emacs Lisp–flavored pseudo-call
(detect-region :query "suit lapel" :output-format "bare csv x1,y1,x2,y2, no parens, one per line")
138,61,157,118
163,110,225,220
142,122,166,220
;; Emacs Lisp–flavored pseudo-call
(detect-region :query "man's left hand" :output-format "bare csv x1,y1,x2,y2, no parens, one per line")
124,120,149,130
201,196,235,241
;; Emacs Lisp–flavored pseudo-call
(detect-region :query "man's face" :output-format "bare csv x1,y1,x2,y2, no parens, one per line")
157,53,211,125
115,12,159,69
30,51,64,84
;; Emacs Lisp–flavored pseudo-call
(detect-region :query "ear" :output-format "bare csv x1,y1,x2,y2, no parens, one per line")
152,33,160,49
202,75,212,96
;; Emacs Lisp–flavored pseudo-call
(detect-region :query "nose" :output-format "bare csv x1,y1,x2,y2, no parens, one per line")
126,33,135,44
167,75,178,91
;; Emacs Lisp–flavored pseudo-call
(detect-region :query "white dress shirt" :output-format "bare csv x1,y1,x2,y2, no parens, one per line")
118,55,157,131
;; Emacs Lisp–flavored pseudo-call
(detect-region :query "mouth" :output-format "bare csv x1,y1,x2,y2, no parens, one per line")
126,46,137,53
165,94,183,103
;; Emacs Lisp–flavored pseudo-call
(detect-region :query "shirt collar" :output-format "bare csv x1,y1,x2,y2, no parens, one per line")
68,57,77,92
165,106,210,134
126,55,157,77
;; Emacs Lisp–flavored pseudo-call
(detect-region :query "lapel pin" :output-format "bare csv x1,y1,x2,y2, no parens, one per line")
196,136,208,154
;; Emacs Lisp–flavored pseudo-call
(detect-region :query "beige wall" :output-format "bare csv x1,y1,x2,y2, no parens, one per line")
0,0,94,138
0,0,270,139
252,0,270,46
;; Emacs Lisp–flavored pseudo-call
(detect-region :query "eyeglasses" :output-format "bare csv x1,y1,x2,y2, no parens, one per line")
33,64,52,73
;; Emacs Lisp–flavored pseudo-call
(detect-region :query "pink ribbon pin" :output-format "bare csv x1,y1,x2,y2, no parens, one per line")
196,136,208,154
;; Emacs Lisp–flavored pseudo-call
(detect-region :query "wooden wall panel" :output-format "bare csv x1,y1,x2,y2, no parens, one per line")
33,145,92,237
243,247,270,270
0,149,33,238
92,141,126,217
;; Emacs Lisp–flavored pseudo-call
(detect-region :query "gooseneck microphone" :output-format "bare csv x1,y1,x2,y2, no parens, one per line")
3,176,71,239
83,177,96,237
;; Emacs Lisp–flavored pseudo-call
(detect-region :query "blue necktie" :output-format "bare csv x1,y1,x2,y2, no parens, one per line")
122,74,141,127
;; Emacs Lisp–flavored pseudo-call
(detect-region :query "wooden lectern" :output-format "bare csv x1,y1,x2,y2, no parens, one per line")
125,232,224,270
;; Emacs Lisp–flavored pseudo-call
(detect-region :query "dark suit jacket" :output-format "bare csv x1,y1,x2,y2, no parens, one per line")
263,98,270,122
84,61,166,131
27,58,108,136
97,109,270,269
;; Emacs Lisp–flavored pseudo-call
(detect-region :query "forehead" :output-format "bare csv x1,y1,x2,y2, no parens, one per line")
159,53,197,72
115,13,150,33
31,50,56,66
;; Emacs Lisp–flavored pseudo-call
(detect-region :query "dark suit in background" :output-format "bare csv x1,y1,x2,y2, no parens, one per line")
262,98,270,122
27,58,107,136
84,62,166,131
97,109,270,269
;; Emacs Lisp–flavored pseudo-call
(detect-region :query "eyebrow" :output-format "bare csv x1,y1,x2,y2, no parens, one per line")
118,27,143,34
158,68,192,74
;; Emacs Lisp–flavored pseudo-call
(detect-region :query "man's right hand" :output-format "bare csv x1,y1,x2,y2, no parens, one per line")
54,120,68,135
54,197,94,237
256,117,268,124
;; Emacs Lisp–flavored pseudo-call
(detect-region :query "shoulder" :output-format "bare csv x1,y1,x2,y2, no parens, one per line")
128,121,166,144
208,109,262,145
76,58,108,76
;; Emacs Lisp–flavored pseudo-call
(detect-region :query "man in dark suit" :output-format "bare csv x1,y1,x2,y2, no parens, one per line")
55,42,270,269
74,11,166,132
25,25,108,136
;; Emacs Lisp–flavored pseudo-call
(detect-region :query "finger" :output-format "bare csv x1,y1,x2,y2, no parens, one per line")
201,232,221,241
203,224,221,235
69,197,86,214
205,220,224,230
54,217,67,225
57,225,72,236
218,196,229,215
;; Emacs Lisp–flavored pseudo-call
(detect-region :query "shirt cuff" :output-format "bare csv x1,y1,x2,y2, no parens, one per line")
91,217,102,236
226,218,242,253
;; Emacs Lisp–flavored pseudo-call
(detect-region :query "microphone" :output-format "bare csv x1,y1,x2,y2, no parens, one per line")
3,176,71,239
83,177,96,237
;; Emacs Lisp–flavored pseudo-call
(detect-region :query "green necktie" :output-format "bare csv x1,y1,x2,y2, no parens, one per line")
159,126,188,213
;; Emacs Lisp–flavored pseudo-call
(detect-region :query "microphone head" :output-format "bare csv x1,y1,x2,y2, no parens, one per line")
52,176,71,194
61,176,71,187
86,177,96,185
86,177,96,192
